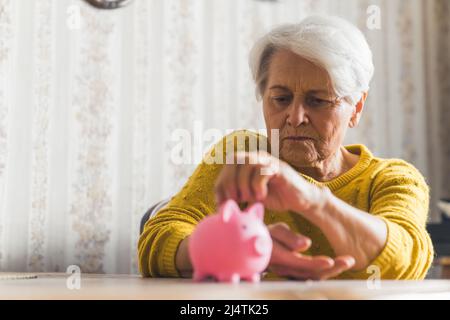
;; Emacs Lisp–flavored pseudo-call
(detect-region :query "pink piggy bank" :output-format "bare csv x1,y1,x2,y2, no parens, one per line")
188,199,273,283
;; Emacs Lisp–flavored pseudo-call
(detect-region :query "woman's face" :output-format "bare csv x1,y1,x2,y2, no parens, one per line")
263,49,360,169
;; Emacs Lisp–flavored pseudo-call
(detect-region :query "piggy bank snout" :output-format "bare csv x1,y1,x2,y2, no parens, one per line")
251,234,272,256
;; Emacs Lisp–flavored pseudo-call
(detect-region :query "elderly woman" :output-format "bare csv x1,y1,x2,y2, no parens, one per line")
138,15,433,280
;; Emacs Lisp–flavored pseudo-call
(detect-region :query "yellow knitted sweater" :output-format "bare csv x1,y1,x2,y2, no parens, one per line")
138,130,434,280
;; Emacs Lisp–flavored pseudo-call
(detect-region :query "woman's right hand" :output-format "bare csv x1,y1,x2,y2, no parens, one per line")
267,222,355,280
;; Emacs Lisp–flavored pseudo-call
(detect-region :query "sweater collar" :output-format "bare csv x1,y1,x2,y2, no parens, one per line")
298,144,374,191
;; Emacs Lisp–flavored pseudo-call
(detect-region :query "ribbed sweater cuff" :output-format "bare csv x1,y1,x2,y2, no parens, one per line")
347,218,404,279
161,225,194,277
371,219,405,271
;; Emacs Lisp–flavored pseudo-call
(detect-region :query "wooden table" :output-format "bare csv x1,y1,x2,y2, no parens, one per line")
1,273,450,300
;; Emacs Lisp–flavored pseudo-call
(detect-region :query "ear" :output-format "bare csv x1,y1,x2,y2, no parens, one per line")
349,92,367,128
245,202,264,221
220,199,240,223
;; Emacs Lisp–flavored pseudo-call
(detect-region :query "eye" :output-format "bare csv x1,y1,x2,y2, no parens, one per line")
305,95,331,108
271,95,292,108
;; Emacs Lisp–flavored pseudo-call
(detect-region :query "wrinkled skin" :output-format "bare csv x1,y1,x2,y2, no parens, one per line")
263,49,363,181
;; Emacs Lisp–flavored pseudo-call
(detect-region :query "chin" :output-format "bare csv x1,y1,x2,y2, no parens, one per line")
280,141,317,165
280,149,317,169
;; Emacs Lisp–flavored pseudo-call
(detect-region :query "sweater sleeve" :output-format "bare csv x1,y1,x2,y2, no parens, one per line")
347,160,434,280
137,150,221,278
137,130,265,277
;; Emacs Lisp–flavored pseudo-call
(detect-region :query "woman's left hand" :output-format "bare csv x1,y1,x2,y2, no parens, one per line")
214,151,329,214
267,222,356,280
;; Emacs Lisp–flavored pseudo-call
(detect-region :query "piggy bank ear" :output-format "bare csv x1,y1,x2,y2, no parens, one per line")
245,202,264,221
220,199,240,223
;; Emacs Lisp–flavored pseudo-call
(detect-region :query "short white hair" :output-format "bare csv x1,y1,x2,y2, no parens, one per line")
249,15,374,105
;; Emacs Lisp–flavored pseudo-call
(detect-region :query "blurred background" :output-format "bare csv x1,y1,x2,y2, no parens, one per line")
0,0,449,275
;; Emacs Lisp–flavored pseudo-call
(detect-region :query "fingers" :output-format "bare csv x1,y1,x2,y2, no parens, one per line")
313,255,355,281
236,164,256,202
250,168,272,201
268,222,311,252
215,186,226,205
214,165,238,205
268,222,334,271
270,227,335,271
214,151,275,205
269,255,356,281
271,241,334,271
236,152,275,203
268,224,354,280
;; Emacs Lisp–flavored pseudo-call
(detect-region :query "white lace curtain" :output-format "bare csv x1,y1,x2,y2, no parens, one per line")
0,0,449,274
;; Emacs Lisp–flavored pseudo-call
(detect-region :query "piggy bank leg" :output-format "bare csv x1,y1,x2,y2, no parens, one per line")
249,273,261,283
217,273,240,283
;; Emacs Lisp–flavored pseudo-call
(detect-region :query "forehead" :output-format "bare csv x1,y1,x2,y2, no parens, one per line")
267,49,332,92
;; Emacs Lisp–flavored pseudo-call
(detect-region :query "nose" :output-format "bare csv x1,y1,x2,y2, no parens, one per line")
286,98,309,127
